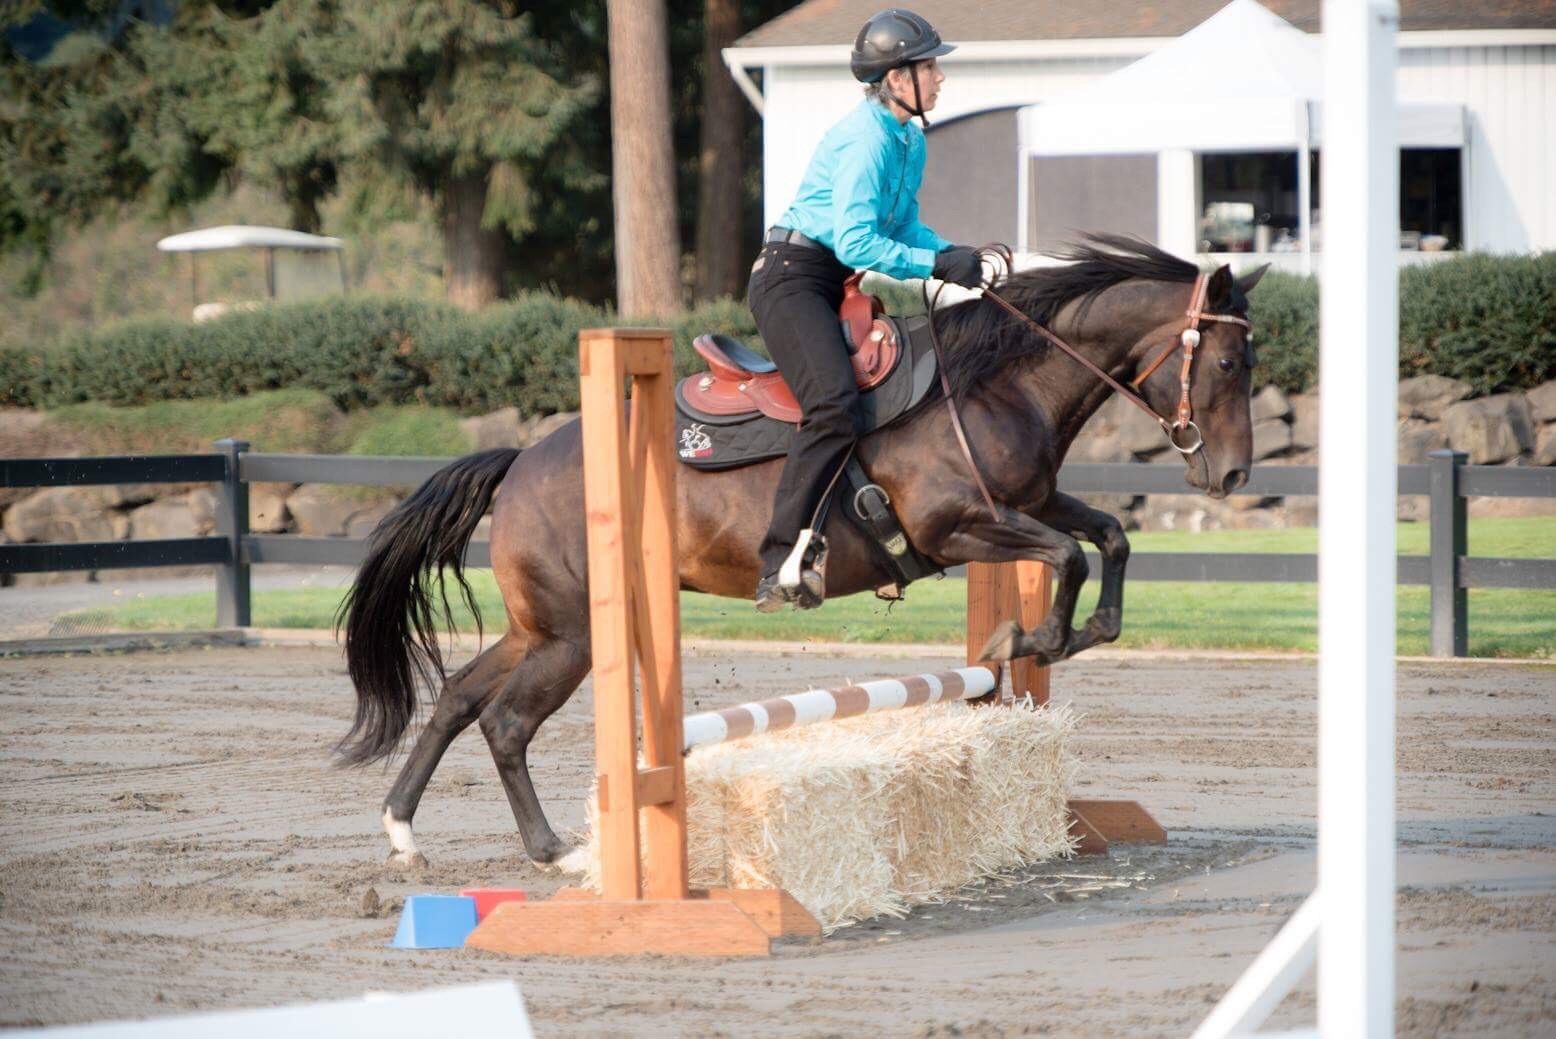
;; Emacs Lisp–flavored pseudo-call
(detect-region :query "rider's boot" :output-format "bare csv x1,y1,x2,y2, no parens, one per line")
755,530,827,612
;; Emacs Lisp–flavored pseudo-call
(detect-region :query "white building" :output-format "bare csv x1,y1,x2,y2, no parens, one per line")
725,0,1556,270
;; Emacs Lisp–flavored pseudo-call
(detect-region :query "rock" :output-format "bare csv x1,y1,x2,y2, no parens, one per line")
1067,429,1130,463
1397,418,1448,465
1527,380,1556,424
1397,374,1472,420
95,483,175,508
186,488,217,531
1132,493,1241,532
1252,419,1293,460
1070,395,1165,462
249,483,293,533
1288,393,1319,449
285,485,360,537
518,411,579,449
460,407,521,451
346,500,398,540
3,487,117,543
1250,385,1291,423
1283,499,1319,527
127,493,211,540
1441,393,1533,464
1532,425,1556,467
1227,494,1277,512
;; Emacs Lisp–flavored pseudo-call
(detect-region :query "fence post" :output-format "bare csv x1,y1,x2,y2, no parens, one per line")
1428,449,1467,657
214,438,251,628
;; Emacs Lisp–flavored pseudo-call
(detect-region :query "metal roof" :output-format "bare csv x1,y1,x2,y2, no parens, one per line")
156,225,345,253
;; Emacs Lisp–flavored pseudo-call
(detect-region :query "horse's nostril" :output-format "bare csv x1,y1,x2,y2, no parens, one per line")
1224,468,1248,493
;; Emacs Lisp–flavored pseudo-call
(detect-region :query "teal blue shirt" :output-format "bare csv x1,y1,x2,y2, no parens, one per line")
777,99,950,281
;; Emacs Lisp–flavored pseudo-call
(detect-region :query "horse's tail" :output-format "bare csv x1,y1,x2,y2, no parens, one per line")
334,448,520,766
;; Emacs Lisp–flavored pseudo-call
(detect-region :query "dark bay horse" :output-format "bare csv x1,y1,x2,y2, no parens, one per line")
339,236,1268,867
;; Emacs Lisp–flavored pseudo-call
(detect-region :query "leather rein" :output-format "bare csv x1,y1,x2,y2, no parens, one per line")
923,245,1251,522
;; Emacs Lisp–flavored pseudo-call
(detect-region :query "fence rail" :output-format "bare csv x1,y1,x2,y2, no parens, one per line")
2,440,1552,657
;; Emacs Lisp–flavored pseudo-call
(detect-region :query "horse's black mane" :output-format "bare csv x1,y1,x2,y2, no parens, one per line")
934,233,1199,401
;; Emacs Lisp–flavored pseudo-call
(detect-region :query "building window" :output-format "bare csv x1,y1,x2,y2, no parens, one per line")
1400,148,1461,251
1200,149,1463,254
1199,151,1314,253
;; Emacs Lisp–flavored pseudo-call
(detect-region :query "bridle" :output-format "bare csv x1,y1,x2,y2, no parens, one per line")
921,245,1251,523
976,247,1251,457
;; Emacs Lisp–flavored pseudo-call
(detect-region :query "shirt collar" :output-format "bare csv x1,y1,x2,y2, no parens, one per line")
865,98,912,142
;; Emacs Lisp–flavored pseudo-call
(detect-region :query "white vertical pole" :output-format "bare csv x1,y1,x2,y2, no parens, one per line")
1298,102,1313,276
1157,148,1199,259
1319,1,1397,1038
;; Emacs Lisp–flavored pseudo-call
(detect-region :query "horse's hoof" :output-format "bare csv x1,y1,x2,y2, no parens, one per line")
553,846,591,874
386,849,429,870
526,836,572,866
977,620,1021,662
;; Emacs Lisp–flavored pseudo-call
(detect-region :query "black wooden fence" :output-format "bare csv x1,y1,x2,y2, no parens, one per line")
2,439,1553,657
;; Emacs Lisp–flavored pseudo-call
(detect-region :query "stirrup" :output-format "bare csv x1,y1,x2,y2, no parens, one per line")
776,529,827,607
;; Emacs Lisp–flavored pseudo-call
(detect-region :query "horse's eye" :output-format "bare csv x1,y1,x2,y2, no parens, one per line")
1218,356,1236,373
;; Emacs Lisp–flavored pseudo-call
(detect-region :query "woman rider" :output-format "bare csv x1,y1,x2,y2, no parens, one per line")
750,8,984,612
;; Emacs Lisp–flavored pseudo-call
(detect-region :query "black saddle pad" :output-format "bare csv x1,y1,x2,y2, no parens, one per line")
674,314,940,470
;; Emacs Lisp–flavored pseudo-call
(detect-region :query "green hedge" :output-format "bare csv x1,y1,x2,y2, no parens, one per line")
2,253,1550,411
0,294,758,414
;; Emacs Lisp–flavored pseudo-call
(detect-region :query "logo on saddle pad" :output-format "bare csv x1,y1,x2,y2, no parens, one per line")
679,423,713,460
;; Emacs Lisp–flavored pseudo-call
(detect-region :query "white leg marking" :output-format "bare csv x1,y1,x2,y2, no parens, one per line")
383,807,419,855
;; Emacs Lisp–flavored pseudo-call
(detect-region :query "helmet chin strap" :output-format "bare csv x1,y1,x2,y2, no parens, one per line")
889,67,931,128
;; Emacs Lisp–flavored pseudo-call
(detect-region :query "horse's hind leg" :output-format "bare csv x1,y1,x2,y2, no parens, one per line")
382,634,525,868
477,634,592,864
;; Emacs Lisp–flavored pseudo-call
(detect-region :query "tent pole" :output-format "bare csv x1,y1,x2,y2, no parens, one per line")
1017,149,1030,255
1299,101,1314,276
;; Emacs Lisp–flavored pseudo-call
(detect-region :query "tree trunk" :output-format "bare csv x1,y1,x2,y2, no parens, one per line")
693,0,744,302
442,166,506,310
607,0,683,317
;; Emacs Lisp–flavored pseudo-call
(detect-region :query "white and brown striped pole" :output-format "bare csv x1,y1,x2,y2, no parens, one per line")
681,667,996,752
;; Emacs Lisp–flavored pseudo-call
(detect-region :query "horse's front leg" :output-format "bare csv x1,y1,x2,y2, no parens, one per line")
937,506,1089,665
1038,491,1130,658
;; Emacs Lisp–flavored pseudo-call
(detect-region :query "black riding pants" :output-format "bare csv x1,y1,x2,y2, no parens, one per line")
746,241,861,576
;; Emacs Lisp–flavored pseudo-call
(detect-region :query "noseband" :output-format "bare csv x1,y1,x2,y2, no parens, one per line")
980,262,1251,457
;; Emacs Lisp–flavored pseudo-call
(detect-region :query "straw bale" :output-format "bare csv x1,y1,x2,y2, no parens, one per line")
580,699,1076,932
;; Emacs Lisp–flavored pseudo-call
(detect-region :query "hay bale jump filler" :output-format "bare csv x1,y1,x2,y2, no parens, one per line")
465,329,1162,958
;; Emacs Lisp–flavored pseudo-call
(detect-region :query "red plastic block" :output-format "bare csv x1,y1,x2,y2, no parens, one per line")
460,887,528,922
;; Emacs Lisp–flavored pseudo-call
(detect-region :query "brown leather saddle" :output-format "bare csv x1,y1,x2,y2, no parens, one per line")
679,272,901,424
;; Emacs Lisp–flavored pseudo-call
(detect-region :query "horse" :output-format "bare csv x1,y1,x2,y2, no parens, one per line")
337,235,1269,867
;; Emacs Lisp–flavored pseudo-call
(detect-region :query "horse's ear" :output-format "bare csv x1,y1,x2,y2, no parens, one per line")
1237,263,1271,295
1207,264,1235,307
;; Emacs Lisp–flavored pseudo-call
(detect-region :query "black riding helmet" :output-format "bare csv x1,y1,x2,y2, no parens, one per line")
851,8,955,126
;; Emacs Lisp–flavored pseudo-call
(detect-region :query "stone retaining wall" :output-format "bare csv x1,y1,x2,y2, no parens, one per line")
3,375,1553,586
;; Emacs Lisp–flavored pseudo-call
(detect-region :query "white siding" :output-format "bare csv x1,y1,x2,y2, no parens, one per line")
1397,45,1556,252
758,42,1555,254
761,57,1132,229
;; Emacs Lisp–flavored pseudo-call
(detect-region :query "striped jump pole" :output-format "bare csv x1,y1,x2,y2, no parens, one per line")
682,666,997,752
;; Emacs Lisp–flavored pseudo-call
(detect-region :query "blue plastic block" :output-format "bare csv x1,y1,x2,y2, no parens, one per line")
390,894,478,949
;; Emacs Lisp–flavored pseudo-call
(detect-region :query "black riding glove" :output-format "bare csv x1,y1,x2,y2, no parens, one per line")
933,246,982,288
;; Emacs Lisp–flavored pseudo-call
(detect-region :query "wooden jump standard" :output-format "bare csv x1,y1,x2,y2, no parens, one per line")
465,329,1161,959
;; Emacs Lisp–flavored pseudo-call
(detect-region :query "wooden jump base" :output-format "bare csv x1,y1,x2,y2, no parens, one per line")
465,329,1162,960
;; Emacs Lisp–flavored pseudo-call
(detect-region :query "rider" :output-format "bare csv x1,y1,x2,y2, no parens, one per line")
750,7,984,613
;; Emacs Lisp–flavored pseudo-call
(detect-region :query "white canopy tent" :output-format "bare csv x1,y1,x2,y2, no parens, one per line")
156,225,348,320
1016,0,1464,270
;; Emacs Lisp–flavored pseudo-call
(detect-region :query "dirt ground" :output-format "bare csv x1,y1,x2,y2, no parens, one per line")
1,643,1552,1037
